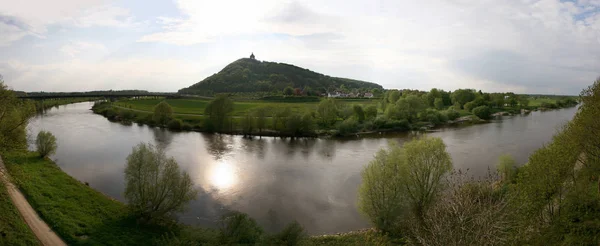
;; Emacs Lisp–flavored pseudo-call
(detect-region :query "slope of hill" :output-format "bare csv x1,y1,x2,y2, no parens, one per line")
179,58,383,95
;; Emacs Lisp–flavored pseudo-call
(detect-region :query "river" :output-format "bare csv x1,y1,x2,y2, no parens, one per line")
27,102,578,234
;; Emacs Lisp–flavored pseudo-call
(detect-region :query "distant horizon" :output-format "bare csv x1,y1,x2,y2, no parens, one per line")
2,0,599,94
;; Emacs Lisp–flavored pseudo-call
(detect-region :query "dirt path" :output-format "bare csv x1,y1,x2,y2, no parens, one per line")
0,156,67,246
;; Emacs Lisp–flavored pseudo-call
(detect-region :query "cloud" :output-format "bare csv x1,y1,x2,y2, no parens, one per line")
59,41,108,58
0,0,138,44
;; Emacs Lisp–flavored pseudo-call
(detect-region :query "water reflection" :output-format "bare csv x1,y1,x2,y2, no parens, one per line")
208,160,238,191
26,103,579,235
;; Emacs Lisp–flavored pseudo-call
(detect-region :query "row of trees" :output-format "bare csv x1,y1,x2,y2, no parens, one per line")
357,78,600,244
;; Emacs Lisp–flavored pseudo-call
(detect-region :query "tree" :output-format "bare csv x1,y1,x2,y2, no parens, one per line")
353,105,365,123
365,105,378,120
358,137,452,234
397,95,426,122
124,143,197,222
283,86,294,96
240,112,254,136
426,88,442,107
153,101,173,125
434,98,444,110
0,79,35,151
472,105,491,120
253,107,268,133
205,95,234,131
317,98,338,126
36,131,57,158
519,97,530,108
358,142,408,234
463,101,477,112
402,137,453,219
388,90,401,103
450,89,476,108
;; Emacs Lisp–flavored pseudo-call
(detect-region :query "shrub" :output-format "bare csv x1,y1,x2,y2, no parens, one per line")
167,119,183,130
219,212,264,244
365,105,378,119
270,221,307,246
443,109,460,121
124,143,197,223
105,108,118,120
472,105,491,120
36,130,57,158
464,101,477,112
496,154,516,182
153,101,173,125
181,123,192,131
336,118,359,135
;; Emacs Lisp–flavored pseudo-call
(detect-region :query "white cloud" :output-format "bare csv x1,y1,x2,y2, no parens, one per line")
59,41,108,58
0,0,138,44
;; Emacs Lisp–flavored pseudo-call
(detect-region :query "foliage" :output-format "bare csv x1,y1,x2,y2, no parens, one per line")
167,119,183,130
353,105,365,123
434,97,444,110
253,107,269,133
269,221,308,246
396,95,425,122
153,101,174,125
218,211,264,244
463,101,476,112
358,142,408,234
365,105,378,120
124,143,198,223
204,95,234,131
443,109,460,121
317,98,338,126
402,137,453,219
0,81,35,152
336,118,360,136
450,89,476,108
472,105,491,120
36,130,57,158
179,58,382,95
241,111,255,135
283,86,294,96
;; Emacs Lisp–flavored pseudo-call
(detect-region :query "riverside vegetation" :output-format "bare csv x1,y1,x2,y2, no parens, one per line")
0,72,596,246
92,89,578,137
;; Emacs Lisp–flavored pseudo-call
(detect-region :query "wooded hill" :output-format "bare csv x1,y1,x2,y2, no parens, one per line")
178,58,383,95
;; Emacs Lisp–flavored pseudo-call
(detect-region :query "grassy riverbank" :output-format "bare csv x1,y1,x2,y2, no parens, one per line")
2,151,394,245
0,181,38,246
2,152,174,245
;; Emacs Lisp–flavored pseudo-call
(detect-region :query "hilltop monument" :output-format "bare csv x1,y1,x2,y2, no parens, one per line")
250,52,255,60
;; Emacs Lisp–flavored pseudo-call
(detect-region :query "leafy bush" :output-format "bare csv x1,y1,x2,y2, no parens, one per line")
270,221,307,246
365,105,378,119
472,105,491,120
219,212,264,244
336,118,359,135
36,130,57,158
443,109,460,121
167,119,183,130
105,108,118,120
153,101,173,125
463,101,477,112
181,123,192,131
124,143,197,223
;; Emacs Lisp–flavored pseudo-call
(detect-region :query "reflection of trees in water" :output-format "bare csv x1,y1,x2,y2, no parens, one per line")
203,133,234,160
152,127,173,149
318,140,336,160
241,137,268,160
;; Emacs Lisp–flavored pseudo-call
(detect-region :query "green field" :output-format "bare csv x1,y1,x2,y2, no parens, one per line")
2,152,173,245
114,98,380,116
0,179,38,246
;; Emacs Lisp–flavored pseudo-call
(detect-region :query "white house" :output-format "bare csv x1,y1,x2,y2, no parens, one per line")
364,92,374,98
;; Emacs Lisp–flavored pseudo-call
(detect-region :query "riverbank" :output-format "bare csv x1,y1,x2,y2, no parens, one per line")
2,151,395,245
0,155,66,246
0,173,38,245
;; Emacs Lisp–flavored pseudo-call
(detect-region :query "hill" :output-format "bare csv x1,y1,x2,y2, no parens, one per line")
178,57,383,95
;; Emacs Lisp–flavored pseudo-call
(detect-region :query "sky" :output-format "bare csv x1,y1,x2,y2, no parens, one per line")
1,0,599,95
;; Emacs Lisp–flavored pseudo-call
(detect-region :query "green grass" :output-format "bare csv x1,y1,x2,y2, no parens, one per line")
115,98,380,117
527,97,558,107
2,152,173,245
0,179,38,246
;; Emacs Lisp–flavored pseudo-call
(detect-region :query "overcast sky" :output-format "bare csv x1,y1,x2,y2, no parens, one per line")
1,0,599,94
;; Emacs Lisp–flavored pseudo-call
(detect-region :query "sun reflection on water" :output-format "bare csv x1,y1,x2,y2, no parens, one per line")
209,160,237,190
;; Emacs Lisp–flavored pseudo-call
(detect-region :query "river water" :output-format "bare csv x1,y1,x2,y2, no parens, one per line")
27,102,578,234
